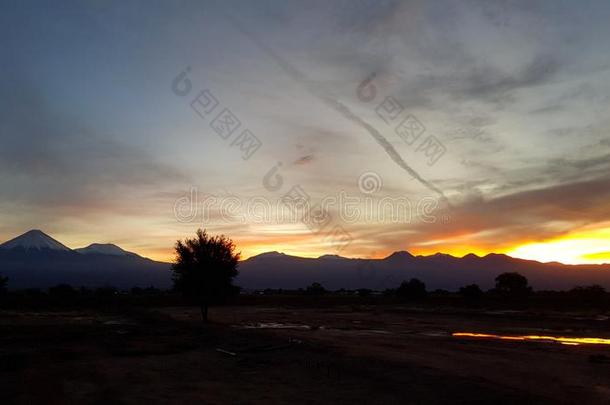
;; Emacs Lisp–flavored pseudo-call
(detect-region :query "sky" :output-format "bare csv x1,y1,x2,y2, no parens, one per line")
1,0,610,264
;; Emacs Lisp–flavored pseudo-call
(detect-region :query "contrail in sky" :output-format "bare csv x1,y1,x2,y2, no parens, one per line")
225,14,450,205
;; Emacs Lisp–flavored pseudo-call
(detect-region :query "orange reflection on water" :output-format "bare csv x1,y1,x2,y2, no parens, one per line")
453,332,610,346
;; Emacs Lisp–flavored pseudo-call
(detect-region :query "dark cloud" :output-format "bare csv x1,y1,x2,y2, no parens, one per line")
400,54,560,106
330,0,404,34
550,153,610,172
530,104,564,115
462,55,559,98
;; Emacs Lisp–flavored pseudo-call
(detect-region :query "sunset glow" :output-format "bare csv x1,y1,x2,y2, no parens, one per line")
508,225,610,265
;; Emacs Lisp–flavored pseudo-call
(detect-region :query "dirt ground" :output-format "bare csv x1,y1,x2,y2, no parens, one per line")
1,304,610,404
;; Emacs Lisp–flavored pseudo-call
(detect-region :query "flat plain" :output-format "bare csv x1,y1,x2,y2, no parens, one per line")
2,302,610,404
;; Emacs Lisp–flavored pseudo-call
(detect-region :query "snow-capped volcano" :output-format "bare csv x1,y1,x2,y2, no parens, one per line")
0,230,71,251
75,243,137,257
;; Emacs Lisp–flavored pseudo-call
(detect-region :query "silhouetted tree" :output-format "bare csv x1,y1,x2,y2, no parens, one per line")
459,284,483,300
569,285,607,307
305,282,326,295
24,288,46,300
397,278,427,300
95,286,119,298
494,272,531,298
433,289,450,296
357,288,372,297
145,286,163,295
130,287,144,295
172,229,240,322
49,284,78,304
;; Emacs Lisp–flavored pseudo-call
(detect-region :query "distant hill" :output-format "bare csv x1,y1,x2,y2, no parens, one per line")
236,251,610,291
0,230,171,289
74,243,139,257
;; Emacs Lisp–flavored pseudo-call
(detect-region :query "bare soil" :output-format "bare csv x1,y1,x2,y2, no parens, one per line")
1,304,610,404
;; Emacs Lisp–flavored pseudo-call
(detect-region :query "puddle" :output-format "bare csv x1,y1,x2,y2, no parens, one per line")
572,315,609,321
239,322,311,330
236,323,396,336
102,319,134,326
453,332,610,346
483,310,522,315
321,327,393,335
421,331,448,337
358,329,392,334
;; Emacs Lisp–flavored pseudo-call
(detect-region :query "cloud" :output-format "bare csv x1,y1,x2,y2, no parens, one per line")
450,55,559,102
408,174,610,249
0,68,188,214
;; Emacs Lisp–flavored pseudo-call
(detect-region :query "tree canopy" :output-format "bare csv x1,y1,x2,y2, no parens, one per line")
397,278,427,300
494,272,531,298
459,284,483,300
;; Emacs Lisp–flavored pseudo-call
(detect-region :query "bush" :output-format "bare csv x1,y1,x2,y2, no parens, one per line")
459,284,483,300
305,282,327,295
49,284,78,304
396,279,427,300
494,272,531,299
569,285,607,307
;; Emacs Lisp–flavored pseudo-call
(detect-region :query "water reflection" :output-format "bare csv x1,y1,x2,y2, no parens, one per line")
453,332,610,346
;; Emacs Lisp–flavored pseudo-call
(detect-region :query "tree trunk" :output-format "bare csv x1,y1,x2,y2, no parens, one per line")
200,301,208,322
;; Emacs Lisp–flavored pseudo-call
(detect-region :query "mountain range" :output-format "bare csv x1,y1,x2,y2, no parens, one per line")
0,230,171,289
237,251,610,291
1,230,610,290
